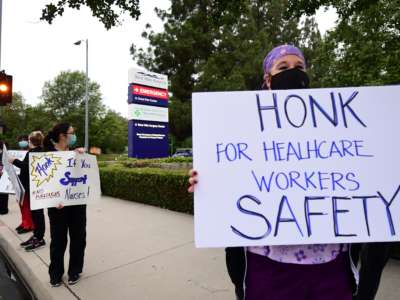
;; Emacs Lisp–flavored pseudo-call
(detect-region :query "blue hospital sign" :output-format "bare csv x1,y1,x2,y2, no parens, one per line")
128,84,169,107
128,120,169,158
127,68,169,158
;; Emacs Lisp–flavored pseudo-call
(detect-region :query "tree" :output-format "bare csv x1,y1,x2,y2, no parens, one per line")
0,93,26,147
41,0,140,30
168,100,192,142
0,74,127,153
40,70,107,148
195,1,320,91
90,110,128,153
132,0,321,98
24,104,57,134
309,0,400,87
0,93,57,148
40,71,128,152
286,0,380,19
41,71,105,119
131,0,322,144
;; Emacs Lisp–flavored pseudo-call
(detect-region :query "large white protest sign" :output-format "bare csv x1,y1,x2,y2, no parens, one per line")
0,150,27,194
193,85,400,248
29,151,101,209
1,146,25,203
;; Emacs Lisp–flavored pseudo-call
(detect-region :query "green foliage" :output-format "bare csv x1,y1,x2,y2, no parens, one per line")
286,0,380,19
40,70,127,152
41,0,140,29
97,153,128,161
40,71,104,147
0,71,127,153
310,0,400,87
0,93,26,147
0,93,56,147
119,156,192,169
41,71,105,119
132,0,322,144
169,100,192,142
180,136,192,148
100,165,193,213
132,0,321,99
90,110,128,153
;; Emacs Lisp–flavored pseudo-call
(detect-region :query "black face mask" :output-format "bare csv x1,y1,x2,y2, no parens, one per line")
270,68,310,90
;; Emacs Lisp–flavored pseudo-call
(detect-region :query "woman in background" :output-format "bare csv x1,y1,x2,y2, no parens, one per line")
0,140,9,215
43,122,86,287
10,131,46,251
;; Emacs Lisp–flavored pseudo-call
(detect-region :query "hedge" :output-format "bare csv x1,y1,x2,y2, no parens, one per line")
119,156,193,164
100,165,194,214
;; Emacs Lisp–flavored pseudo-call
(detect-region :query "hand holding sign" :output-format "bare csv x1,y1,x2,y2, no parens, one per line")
193,86,400,248
29,151,101,210
74,147,86,154
187,169,198,193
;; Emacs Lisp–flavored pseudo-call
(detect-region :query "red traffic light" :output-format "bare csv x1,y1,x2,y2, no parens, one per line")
0,71,12,106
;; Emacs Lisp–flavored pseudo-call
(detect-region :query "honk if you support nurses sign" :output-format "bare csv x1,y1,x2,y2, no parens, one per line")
29,152,101,210
192,85,400,248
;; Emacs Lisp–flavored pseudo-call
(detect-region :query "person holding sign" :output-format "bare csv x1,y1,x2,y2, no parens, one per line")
189,44,355,300
17,135,29,150
9,131,46,251
0,140,9,215
14,134,34,234
43,123,86,287
352,242,391,300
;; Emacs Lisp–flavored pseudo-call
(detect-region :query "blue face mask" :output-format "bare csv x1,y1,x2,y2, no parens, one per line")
68,134,77,147
18,141,28,149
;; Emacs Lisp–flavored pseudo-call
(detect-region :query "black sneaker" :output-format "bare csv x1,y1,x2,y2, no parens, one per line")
25,238,45,252
17,227,33,234
20,236,35,247
50,278,62,287
68,274,80,285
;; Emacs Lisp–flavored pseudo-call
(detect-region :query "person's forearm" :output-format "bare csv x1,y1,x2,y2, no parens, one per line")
12,159,24,168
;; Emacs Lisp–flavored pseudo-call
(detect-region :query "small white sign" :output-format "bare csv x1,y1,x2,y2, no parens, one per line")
1,146,25,203
128,68,168,90
29,152,101,210
128,103,169,123
193,85,400,248
0,150,27,194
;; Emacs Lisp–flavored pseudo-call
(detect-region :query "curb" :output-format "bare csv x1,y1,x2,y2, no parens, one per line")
0,221,75,300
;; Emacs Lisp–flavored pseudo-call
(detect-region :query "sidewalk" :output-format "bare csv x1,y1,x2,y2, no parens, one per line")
0,196,231,300
0,195,399,300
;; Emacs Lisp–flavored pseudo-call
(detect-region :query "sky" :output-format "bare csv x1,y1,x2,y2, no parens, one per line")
1,1,337,119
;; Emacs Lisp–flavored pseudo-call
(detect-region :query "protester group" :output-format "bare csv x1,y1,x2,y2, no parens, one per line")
0,43,397,300
0,122,86,287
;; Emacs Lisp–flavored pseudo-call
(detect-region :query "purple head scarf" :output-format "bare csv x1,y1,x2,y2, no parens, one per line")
263,44,305,74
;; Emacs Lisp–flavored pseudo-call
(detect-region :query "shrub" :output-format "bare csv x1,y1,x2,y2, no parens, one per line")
100,165,193,214
118,157,192,170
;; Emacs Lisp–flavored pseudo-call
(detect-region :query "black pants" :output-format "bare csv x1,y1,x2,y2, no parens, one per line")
48,205,86,281
225,247,245,300
31,209,45,240
354,243,391,300
0,193,8,214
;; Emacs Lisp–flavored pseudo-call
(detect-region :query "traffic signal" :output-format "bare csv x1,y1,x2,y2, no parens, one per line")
0,71,12,105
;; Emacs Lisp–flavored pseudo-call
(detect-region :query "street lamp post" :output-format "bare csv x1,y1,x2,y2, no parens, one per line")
74,39,89,151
